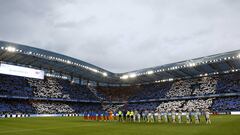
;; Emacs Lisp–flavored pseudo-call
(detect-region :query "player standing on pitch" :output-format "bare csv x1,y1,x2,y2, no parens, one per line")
205,109,211,124
137,110,141,123
118,110,123,122
171,109,176,123
164,111,168,123
178,110,182,123
186,110,190,124
194,110,200,124
143,110,148,122
157,110,162,123
133,110,138,122
130,110,134,122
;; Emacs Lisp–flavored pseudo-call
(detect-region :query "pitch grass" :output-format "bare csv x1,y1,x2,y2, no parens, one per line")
0,115,239,135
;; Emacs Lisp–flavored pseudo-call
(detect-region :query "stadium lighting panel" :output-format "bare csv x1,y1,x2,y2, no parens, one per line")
6,46,16,52
147,70,154,75
67,60,71,64
189,63,196,67
129,73,137,78
102,72,108,77
120,75,129,79
91,68,98,73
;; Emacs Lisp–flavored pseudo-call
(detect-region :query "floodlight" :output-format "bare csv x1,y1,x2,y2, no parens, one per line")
6,46,16,52
67,60,71,64
189,63,196,67
129,73,137,78
147,70,154,75
120,75,129,79
103,72,108,77
91,68,98,73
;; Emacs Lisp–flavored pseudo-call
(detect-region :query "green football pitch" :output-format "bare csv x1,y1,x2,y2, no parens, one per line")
0,115,239,135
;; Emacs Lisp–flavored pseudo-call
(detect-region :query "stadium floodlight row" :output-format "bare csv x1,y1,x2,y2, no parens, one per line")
1,40,240,86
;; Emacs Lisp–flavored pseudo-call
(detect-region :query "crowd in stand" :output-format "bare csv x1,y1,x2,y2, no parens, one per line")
157,101,185,112
125,99,213,112
96,86,141,101
166,80,192,97
0,73,240,115
183,99,213,112
32,101,103,114
129,83,171,100
192,77,217,95
0,74,98,101
126,102,160,111
212,97,240,112
108,76,218,101
0,100,33,114
0,99,103,115
216,74,240,93
0,74,32,97
28,78,98,100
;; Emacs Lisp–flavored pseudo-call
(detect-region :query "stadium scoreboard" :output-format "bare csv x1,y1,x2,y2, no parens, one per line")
0,63,44,79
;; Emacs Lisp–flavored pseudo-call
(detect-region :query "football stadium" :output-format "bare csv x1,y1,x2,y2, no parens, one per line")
0,40,240,135
1,1,240,135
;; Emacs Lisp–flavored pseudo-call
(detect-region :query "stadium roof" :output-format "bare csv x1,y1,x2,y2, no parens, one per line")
0,40,240,84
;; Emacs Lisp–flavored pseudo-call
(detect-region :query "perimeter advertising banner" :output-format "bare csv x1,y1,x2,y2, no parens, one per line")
0,63,44,79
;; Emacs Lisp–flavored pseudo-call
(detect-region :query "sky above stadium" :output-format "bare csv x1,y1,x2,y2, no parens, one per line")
0,0,240,73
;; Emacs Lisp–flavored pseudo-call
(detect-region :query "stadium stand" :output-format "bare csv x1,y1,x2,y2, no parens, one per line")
156,101,185,112
28,77,98,100
0,99,103,114
1,73,240,114
0,74,98,101
126,102,160,112
128,83,171,100
212,97,240,112
216,74,240,93
96,86,141,101
0,41,240,115
0,100,34,114
32,101,103,114
0,74,33,97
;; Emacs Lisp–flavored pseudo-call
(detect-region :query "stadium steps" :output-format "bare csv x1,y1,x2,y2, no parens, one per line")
87,85,105,101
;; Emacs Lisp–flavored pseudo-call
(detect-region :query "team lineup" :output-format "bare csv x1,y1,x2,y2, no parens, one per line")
83,109,211,124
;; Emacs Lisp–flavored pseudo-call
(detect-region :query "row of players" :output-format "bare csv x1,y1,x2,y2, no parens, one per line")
83,109,211,124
